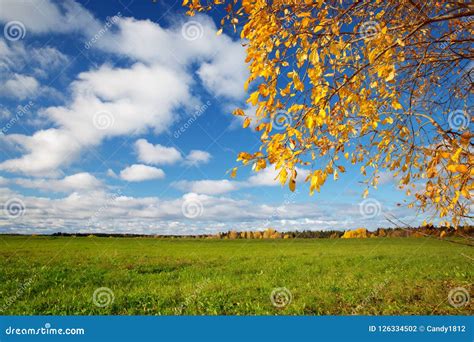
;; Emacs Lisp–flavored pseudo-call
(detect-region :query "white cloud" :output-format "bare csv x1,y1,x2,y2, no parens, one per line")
134,139,211,167
0,13,246,177
0,62,193,176
134,139,182,165
0,188,424,235
173,179,237,195
96,15,247,99
119,164,165,182
0,39,68,70
106,168,118,178
14,172,102,193
184,150,211,166
172,167,310,195
0,0,101,36
0,74,40,99
0,129,83,177
377,170,397,185
0,39,68,105
0,38,69,76
0,105,11,118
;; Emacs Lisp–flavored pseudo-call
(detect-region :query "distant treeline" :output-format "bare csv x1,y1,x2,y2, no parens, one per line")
42,225,474,239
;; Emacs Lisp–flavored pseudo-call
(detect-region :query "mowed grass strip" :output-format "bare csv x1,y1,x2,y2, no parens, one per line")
0,236,472,315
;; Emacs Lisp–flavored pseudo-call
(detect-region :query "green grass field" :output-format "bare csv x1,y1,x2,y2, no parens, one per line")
0,236,472,315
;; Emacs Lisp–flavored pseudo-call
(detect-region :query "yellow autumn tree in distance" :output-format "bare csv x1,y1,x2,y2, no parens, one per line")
184,0,473,226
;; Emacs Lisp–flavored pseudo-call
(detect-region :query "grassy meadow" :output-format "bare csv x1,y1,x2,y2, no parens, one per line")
0,235,472,315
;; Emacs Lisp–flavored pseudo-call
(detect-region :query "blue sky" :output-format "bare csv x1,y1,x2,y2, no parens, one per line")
0,0,426,235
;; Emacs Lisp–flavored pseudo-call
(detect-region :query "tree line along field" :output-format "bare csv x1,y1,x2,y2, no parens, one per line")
0,235,472,315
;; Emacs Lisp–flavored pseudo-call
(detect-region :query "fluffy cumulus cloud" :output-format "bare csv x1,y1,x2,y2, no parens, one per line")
0,73,40,99
0,186,422,235
134,139,212,167
0,62,193,176
14,172,102,193
0,38,68,102
0,39,69,75
247,167,310,186
0,2,246,177
96,15,247,99
173,179,237,195
184,150,211,166
119,164,165,182
0,0,101,36
135,139,182,165
171,168,310,195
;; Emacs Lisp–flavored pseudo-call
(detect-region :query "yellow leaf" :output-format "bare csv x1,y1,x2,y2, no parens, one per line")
386,70,396,82
447,164,468,173
279,168,288,185
216,28,223,36
243,117,251,128
233,108,245,116
248,91,259,105
392,100,402,110
289,178,296,192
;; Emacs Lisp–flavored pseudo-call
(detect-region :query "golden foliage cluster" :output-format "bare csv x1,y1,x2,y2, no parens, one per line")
185,0,473,226
341,228,369,239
